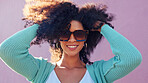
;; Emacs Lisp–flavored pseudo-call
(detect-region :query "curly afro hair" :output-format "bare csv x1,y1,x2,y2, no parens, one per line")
22,1,114,64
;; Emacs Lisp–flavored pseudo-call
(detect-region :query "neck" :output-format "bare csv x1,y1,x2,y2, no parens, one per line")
56,53,85,69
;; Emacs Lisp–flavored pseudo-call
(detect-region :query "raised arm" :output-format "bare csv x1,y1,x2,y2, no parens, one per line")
100,24,142,82
0,24,42,81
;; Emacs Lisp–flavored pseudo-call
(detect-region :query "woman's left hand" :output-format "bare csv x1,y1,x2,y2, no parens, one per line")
91,21,105,32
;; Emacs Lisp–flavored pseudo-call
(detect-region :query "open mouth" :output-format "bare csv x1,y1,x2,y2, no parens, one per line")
66,45,79,51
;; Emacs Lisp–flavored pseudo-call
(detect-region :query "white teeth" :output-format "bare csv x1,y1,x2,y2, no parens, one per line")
67,46,77,48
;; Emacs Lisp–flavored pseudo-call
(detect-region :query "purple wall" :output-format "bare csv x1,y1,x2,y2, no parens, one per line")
0,0,147,83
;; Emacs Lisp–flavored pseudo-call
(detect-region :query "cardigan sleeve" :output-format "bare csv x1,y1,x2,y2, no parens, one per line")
0,24,43,81
99,24,142,82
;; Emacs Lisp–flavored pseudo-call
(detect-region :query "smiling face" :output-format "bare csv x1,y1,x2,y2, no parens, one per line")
60,20,85,57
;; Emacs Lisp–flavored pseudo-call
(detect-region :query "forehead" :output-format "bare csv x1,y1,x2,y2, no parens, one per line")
69,20,84,32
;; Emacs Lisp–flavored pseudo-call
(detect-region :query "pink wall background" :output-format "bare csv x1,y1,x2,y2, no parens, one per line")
0,0,147,83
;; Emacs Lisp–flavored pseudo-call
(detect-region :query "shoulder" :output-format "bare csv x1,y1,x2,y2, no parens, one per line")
86,60,104,70
86,60,107,83
36,57,56,68
32,57,56,82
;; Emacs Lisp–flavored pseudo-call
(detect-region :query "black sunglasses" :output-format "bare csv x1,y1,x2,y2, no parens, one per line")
59,30,89,42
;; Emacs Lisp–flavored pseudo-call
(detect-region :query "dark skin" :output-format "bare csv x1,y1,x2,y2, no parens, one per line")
54,21,103,83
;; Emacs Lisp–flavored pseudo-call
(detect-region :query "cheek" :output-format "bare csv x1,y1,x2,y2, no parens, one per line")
78,42,84,49
59,41,66,49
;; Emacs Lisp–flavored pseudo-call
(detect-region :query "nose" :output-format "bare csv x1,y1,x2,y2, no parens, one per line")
68,33,76,42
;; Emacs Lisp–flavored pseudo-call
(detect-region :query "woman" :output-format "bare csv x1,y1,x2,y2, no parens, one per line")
0,0,142,83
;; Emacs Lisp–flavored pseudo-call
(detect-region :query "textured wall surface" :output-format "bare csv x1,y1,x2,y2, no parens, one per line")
0,0,147,83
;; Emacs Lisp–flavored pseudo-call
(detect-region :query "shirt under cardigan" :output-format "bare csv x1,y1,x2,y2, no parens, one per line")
0,24,142,83
46,70,94,83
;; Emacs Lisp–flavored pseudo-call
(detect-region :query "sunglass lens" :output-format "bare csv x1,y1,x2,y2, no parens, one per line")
74,30,86,40
60,30,70,41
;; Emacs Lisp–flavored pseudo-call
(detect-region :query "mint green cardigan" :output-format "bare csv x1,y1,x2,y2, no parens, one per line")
0,24,142,83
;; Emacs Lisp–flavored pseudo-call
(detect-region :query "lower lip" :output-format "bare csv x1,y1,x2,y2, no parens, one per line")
67,46,78,51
